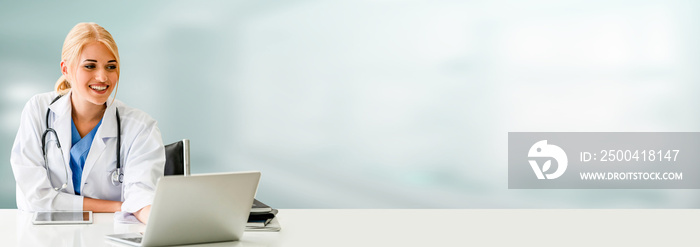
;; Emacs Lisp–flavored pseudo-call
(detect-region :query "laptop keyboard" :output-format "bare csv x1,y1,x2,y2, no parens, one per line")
123,237,143,243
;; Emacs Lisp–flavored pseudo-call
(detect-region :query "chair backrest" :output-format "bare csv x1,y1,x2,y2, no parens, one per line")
164,139,190,176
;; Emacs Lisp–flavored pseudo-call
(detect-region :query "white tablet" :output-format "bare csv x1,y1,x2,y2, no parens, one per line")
32,211,93,225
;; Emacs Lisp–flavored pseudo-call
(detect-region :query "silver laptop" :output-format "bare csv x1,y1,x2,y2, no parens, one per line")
106,171,261,246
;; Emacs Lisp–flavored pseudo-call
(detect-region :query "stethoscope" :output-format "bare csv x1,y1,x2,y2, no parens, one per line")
41,95,122,192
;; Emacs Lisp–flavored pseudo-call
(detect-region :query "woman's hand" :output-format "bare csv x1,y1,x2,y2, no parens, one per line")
83,197,122,213
133,205,152,224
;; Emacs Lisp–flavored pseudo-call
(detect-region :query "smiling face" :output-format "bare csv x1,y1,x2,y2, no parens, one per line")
62,41,119,109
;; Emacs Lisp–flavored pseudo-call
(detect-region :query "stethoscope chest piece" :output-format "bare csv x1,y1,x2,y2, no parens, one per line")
111,168,123,186
55,183,67,191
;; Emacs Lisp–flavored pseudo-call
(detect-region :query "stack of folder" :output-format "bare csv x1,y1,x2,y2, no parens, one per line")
246,199,281,232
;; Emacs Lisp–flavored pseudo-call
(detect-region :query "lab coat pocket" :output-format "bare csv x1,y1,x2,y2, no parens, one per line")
97,164,123,201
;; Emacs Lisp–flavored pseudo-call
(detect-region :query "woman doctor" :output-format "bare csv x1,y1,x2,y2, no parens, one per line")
10,22,164,223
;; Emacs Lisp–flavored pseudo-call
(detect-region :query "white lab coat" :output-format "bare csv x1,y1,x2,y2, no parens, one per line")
10,91,165,213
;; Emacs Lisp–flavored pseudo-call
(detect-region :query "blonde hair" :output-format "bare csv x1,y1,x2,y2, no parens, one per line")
55,22,120,96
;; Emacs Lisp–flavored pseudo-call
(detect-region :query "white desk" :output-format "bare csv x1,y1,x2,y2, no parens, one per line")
1,209,698,246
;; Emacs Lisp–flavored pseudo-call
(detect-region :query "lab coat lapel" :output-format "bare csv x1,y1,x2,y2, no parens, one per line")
81,101,118,187
47,91,73,179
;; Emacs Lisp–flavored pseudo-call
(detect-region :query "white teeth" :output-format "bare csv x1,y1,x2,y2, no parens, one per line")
90,85,107,91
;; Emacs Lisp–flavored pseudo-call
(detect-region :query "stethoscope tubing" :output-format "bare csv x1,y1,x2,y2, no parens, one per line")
41,95,122,192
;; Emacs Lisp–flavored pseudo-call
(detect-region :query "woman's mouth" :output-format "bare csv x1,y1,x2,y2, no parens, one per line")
89,85,109,94
89,85,109,91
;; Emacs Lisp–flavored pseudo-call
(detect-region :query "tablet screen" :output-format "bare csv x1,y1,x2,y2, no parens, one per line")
33,211,92,224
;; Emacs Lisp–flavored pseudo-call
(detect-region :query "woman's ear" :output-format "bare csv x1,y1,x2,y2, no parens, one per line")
60,61,68,76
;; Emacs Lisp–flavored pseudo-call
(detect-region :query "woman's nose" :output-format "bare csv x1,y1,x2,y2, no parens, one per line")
95,69,108,82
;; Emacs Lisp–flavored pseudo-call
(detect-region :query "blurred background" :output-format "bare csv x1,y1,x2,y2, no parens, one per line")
1,0,699,209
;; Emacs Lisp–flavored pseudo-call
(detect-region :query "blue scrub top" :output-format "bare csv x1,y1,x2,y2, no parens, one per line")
70,118,102,195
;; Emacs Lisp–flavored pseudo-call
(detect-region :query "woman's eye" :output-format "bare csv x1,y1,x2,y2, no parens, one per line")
83,64,96,69
107,65,117,70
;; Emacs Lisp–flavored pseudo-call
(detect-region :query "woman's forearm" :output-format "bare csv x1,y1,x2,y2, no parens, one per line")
132,205,151,223
83,197,122,213
83,197,151,224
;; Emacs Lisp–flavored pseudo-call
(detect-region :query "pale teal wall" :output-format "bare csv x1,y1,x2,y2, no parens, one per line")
1,0,700,209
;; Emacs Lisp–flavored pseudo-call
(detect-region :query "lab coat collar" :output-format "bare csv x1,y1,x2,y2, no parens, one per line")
47,91,120,139
97,101,119,139
47,91,71,119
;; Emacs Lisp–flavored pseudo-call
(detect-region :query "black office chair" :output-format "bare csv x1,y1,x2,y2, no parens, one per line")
164,139,190,176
